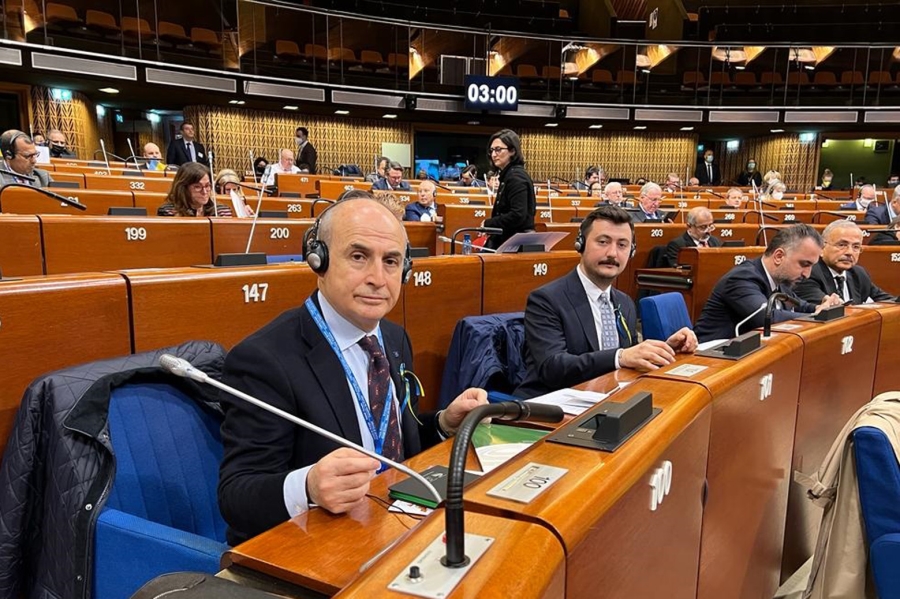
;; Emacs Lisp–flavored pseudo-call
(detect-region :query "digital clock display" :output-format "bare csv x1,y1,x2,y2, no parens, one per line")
464,75,519,111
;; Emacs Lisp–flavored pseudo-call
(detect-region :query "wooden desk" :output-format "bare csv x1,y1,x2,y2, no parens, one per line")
534,205,577,224
644,333,804,599
39,215,212,274
438,205,493,254
855,303,900,398
621,223,693,298
403,222,437,256
334,510,565,599
0,215,43,276
0,273,130,455
84,174,172,193
857,246,900,296
132,192,168,213
677,247,766,322
775,312,881,581
318,179,370,200
256,199,315,219
0,187,133,216
123,265,322,351
47,172,85,187
403,256,483,412
435,192,490,206
275,173,329,197
479,252,580,314
210,218,311,257
463,377,712,599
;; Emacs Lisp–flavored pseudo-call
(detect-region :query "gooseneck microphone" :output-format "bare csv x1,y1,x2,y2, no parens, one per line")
157,353,442,505
244,165,272,253
763,292,800,338
443,401,564,568
0,167,35,182
449,227,503,255
0,182,87,210
735,301,767,338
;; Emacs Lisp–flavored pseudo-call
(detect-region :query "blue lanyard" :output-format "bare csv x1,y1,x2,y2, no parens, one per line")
305,297,394,457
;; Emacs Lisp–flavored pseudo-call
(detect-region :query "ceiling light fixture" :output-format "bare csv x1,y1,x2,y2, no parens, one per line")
283,105,299,110
680,126,694,131
634,125,647,130
334,110,350,115
383,113,398,119
99,87,119,94
588,124,603,129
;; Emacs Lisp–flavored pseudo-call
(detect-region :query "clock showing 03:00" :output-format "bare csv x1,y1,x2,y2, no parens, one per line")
464,75,519,111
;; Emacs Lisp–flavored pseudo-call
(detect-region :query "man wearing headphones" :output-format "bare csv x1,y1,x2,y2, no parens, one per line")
218,197,487,545
515,206,698,398
0,129,52,189
404,179,439,222
573,166,603,191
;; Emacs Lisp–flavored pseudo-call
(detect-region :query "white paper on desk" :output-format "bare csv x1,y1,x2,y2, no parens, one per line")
697,339,728,352
528,388,610,416
388,500,432,517
475,443,535,473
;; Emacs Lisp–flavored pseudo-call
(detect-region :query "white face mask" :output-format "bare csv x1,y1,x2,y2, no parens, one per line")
858,197,873,208
772,191,784,200
705,155,714,163
295,136,303,145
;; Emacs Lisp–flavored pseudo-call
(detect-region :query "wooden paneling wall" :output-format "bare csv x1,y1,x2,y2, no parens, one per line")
716,133,820,191
31,86,110,161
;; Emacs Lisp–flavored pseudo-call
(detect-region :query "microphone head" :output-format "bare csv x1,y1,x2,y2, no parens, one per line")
158,353,208,382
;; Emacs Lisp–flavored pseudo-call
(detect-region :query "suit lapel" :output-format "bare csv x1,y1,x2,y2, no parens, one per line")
301,299,364,445
565,270,600,351
846,269,862,304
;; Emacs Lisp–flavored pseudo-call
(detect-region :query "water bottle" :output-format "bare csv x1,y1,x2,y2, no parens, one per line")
462,233,472,255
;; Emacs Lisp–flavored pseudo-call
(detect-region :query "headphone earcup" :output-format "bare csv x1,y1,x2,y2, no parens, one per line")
574,232,585,253
306,239,329,273
402,243,413,284
630,242,637,259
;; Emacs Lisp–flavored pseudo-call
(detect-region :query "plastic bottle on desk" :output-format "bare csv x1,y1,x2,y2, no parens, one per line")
462,233,472,255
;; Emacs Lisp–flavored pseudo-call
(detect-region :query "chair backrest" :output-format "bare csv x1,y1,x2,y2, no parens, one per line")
639,292,692,341
853,425,900,598
106,382,226,543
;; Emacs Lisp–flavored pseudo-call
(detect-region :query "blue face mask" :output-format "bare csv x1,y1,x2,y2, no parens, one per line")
705,155,714,164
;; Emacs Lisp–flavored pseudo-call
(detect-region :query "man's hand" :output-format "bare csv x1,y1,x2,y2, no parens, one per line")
440,388,489,435
814,293,843,313
307,448,380,514
619,340,677,371
666,327,698,354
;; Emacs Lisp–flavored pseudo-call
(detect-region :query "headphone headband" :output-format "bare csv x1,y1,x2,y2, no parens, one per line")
1,130,28,160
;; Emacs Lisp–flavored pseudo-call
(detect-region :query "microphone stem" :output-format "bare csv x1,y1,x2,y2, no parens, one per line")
202,375,441,505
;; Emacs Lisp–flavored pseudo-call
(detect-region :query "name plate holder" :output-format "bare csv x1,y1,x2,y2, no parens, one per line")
548,391,661,452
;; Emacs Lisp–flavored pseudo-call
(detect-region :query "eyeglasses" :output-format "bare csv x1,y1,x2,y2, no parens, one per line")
488,146,509,154
190,183,212,193
692,223,716,232
16,152,39,160
828,241,862,252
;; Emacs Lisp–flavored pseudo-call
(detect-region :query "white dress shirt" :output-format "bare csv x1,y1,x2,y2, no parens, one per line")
265,163,302,186
282,293,402,516
576,264,623,368
827,266,850,302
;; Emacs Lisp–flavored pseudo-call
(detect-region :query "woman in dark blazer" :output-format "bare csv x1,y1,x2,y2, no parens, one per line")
157,162,233,217
484,129,536,250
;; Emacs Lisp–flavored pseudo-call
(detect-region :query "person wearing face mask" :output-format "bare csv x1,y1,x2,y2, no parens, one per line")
737,158,762,187
841,184,876,211
887,174,899,187
694,149,721,186
763,180,787,202
819,168,834,190
295,126,317,174
46,129,76,159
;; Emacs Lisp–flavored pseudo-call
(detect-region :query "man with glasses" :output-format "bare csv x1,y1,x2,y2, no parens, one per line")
599,181,629,207
484,129,535,249
630,182,669,222
371,161,411,192
664,207,722,267
0,129,52,189
264,148,301,186
795,220,896,304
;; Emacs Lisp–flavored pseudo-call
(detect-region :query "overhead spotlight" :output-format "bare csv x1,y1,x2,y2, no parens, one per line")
146,112,160,124
283,105,299,110
799,132,816,143
383,113,398,119
588,124,603,129
554,105,567,119
99,87,119,94
405,95,417,111
229,100,239,104
634,125,647,130
770,128,785,133
680,126,694,131
545,122,559,127
335,109,350,115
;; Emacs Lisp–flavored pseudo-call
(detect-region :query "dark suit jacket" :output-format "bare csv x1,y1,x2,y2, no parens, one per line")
298,142,317,173
0,167,51,189
840,201,867,211
629,209,667,223
694,161,721,186
403,202,437,222
869,231,900,246
165,138,209,166
484,163,536,250
694,257,816,342
794,259,895,304
515,269,638,398
664,231,722,267
217,293,441,545
371,178,411,192
864,204,892,225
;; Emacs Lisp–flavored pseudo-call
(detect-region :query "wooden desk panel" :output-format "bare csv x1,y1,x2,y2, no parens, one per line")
480,252,580,314
435,192,490,207
463,378,711,599
210,218,311,257
132,192,168,214
40,216,212,274
0,187,133,216
318,179,370,200
0,215,43,276
622,223,693,298
403,256,483,412
438,205,494,254
535,206,577,224
859,303,900,399
403,222,437,256
46,172,85,187
255,199,315,219
678,247,766,322
857,246,900,296
777,312,881,581
0,273,130,456
275,173,328,197
84,175,171,193
124,265,319,351
334,510,565,599
645,333,804,599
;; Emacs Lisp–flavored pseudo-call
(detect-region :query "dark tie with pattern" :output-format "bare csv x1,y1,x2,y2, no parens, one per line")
834,275,847,301
358,335,403,461
699,239,709,247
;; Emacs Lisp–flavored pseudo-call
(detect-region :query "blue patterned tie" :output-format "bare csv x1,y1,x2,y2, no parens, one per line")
358,335,403,461
598,293,620,351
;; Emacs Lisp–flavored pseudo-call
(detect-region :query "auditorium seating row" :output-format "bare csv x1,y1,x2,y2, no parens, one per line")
223,299,900,599
0,251,582,461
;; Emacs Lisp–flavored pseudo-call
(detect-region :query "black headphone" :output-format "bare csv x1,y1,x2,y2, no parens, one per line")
574,216,637,258
1,130,28,160
304,198,413,284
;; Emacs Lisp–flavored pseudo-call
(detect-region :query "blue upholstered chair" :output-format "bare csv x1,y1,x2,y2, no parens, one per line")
639,292,692,341
853,426,900,599
93,382,228,599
